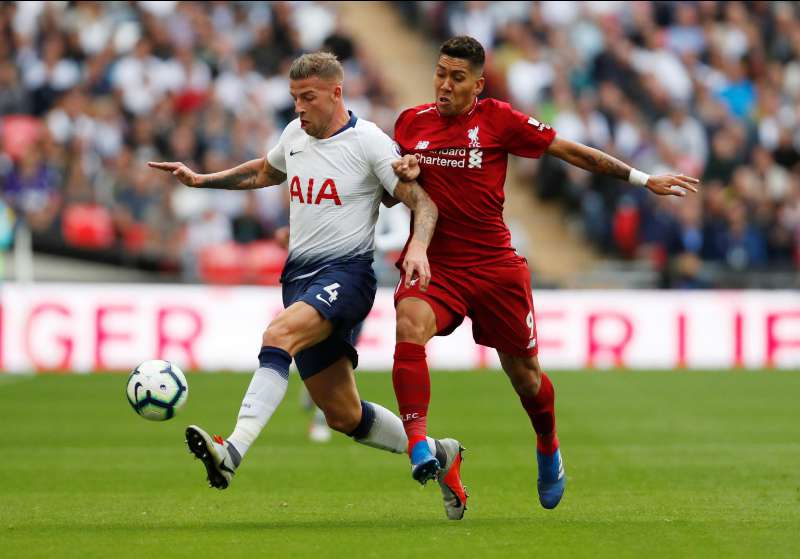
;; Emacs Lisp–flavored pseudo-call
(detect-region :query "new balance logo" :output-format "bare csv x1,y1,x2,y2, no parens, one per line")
409,277,419,287
415,140,429,150
527,116,551,132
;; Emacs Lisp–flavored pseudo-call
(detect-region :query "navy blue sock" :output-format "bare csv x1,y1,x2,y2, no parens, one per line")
347,400,376,439
258,346,292,379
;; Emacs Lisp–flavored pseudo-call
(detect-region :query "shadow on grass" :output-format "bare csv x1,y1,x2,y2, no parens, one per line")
9,516,546,532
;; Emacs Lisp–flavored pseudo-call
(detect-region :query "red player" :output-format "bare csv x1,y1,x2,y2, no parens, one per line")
390,36,699,518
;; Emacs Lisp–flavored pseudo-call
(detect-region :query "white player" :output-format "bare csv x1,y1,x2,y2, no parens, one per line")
149,52,467,519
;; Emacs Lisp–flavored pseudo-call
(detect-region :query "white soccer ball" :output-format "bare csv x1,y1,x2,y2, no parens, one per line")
126,360,188,421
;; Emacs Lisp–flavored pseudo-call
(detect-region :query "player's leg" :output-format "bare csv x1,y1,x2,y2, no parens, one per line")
186,301,331,489
304,356,407,453
393,297,439,481
497,351,565,509
303,320,363,443
306,352,468,520
227,301,331,453
393,294,470,519
468,258,565,508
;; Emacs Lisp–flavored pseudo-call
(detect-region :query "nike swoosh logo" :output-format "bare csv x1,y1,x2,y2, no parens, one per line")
289,149,302,156
219,457,235,474
315,294,332,307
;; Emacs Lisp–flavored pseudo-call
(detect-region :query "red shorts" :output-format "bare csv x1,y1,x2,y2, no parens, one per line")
394,256,539,357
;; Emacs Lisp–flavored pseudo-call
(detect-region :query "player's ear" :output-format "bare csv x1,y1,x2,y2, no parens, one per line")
473,75,485,97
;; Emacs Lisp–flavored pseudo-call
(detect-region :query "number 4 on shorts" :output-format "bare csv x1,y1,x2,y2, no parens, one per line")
324,283,341,303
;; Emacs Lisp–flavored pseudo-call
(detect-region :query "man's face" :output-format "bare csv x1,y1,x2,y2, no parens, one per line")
290,76,341,138
433,55,484,116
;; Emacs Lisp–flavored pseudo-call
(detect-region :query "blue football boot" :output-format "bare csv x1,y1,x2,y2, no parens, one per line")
410,439,440,485
537,447,566,509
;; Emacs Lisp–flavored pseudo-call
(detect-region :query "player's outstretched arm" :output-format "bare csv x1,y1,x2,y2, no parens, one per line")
545,137,699,197
148,158,287,190
392,180,438,291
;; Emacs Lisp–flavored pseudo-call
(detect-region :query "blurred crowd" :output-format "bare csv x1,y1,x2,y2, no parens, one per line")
402,1,800,287
0,1,398,280
4,1,799,288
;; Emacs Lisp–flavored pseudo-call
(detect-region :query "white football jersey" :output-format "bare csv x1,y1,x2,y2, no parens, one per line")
267,113,400,281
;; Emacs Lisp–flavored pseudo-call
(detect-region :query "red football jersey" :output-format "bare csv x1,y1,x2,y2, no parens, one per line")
394,98,556,268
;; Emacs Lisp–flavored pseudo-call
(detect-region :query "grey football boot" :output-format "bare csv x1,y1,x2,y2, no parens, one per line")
435,438,468,520
185,425,241,489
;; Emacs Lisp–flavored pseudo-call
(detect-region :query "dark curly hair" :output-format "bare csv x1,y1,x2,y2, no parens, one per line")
439,36,485,71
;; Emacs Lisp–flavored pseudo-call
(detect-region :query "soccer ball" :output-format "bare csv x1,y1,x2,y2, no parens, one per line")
126,360,188,421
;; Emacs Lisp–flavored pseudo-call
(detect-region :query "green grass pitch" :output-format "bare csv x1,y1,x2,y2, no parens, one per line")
1,370,799,558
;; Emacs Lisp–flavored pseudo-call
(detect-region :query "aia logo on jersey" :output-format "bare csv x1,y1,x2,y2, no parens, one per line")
467,125,482,169
289,176,342,206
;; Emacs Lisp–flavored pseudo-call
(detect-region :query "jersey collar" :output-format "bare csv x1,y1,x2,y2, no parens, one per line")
435,98,479,120
330,110,358,137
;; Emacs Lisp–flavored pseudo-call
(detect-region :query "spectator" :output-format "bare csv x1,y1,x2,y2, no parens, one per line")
655,103,708,176
232,192,268,245
0,60,29,115
412,0,800,286
2,148,60,233
724,201,767,270
0,2,396,283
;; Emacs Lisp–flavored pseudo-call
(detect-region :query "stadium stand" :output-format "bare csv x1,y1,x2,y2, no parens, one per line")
397,1,800,288
3,1,798,288
0,1,396,284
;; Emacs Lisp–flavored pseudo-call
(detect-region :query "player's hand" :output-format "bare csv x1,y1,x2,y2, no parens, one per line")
402,240,431,291
274,226,290,249
646,174,700,197
392,154,420,182
148,161,203,187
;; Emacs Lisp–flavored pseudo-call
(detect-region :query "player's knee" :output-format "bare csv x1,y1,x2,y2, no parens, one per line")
529,357,544,384
323,405,360,434
505,356,543,396
262,320,296,351
515,376,540,399
395,313,431,344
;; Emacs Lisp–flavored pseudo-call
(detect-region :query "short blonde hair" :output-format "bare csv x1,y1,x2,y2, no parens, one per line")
288,52,343,82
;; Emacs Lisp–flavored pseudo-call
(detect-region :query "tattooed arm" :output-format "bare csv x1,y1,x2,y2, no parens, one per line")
546,137,699,197
391,180,438,291
148,157,287,190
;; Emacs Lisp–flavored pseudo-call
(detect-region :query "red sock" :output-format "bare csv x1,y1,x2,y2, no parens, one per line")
519,372,559,455
392,342,429,455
